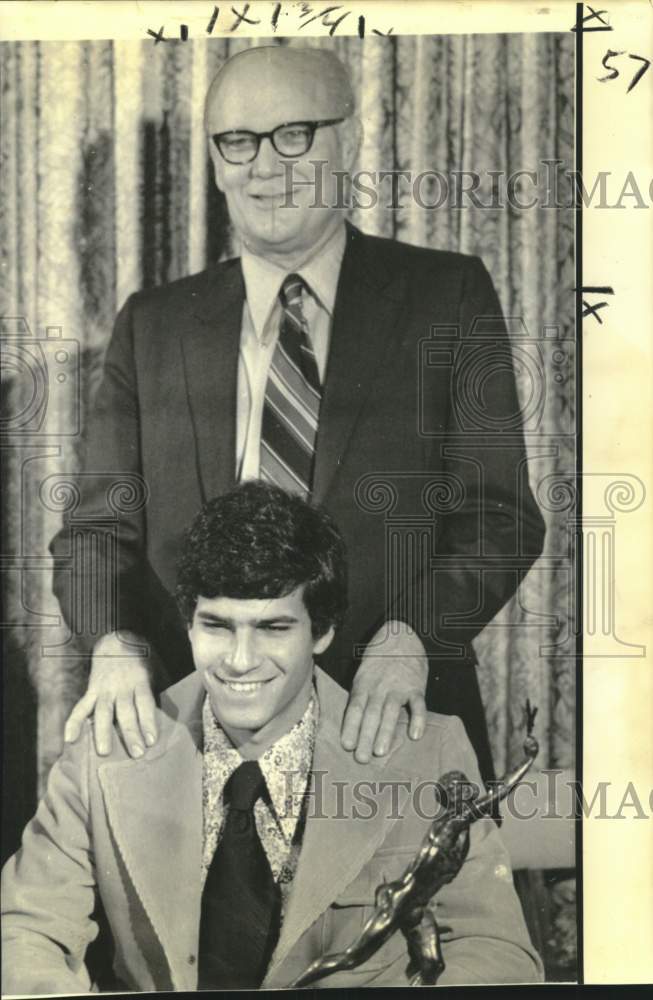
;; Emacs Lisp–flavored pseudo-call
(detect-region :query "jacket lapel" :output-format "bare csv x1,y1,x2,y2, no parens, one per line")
98,670,406,988
97,678,205,989
179,260,244,503
179,229,407,505
264,668,407,984
313,225,408,501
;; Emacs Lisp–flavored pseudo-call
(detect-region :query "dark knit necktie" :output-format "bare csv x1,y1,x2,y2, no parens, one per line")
197,761,281,989
259,273,322,498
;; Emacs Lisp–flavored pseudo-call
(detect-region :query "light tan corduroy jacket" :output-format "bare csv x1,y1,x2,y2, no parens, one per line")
2,668,542,993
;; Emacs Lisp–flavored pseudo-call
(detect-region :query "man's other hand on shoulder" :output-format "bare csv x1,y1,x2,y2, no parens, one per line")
64,631,165,758
341,621,428,764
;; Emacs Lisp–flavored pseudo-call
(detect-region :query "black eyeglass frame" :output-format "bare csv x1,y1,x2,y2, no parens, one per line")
211,118,346,164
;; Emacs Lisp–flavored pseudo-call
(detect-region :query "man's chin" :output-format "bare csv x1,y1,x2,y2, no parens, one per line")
242,210,336,253
209,700,271,741
244,222,307,255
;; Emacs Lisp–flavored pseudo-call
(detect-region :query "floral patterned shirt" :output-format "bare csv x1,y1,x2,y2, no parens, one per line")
201,692,317,911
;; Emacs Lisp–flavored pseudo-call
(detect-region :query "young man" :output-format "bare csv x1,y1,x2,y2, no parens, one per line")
5,482,542,992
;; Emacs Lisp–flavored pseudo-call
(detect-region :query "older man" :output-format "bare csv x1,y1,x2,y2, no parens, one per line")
51,46,545,782
6,482,542,992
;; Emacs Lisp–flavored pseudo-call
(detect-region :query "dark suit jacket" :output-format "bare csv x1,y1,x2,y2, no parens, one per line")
51,224,545,783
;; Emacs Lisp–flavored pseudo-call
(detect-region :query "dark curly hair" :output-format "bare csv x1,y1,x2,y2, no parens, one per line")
176,480,348,639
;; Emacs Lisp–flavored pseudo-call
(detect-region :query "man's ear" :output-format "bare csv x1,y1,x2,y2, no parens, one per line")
208,140,226,193
313,625,335,657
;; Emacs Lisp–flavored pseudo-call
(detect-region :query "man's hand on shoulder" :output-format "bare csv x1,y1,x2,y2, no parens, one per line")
64,631,165,758
341,621,428,764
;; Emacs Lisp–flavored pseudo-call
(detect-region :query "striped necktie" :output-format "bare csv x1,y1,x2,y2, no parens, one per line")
259,274,322,498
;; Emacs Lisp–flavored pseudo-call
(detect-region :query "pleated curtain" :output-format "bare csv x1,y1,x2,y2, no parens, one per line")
1,33,575,788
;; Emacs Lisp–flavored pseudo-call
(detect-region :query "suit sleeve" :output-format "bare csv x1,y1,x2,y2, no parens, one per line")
49,294,150,657
429,716,543,984
1,729,98,995
421,256,545,650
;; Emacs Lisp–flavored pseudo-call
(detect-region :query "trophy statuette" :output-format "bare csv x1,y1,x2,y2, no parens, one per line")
291,702,539,988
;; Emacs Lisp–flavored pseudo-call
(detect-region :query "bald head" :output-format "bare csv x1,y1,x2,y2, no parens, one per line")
204,45,360,270
204,46,355,134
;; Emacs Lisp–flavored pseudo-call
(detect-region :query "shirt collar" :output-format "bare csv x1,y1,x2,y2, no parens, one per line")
240,221,347,341
202,688,318,844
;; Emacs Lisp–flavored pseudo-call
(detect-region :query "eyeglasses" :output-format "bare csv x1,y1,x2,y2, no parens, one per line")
211,118,345,165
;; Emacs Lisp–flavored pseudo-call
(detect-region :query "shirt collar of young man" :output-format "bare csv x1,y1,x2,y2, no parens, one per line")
201,688,318,910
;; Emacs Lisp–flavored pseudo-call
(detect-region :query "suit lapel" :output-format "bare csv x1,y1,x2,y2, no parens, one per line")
264,668,406,983
98,679,205,989
179,260,244,503
313,225,407,501
179,231,407,505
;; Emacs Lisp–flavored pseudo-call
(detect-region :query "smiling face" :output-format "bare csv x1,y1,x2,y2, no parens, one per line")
205,47,358,268
188,586,334,753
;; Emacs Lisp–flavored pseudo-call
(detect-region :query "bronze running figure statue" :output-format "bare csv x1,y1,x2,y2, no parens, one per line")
291,701,539,987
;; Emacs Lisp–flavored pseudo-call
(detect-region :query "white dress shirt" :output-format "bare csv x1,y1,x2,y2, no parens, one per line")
236,223,347,481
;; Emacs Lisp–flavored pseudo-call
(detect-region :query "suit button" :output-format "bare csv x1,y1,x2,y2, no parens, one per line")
188,955,196,965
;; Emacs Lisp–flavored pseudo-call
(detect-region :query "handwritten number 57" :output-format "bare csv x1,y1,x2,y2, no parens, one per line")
599,50,651,93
